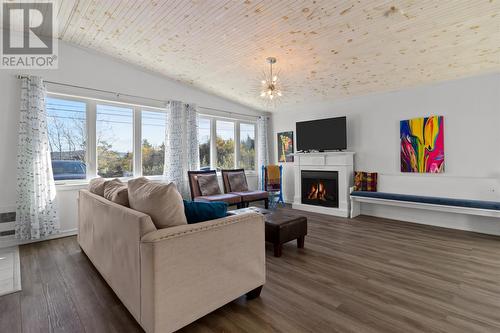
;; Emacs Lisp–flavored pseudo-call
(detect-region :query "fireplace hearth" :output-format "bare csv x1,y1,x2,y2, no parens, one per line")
301,170,339,208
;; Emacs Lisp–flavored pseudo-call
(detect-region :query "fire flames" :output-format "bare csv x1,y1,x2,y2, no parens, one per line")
307,182,327,201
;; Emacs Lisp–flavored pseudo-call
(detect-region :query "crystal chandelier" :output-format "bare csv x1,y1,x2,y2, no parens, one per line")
260,57,282,102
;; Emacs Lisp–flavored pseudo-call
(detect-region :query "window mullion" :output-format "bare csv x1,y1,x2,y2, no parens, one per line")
87,100,97,179
210,118,217,170
134,107,142,177
254,123,258,173
235,121,240,169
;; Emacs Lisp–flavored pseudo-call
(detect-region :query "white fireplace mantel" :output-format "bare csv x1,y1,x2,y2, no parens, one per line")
292,152,355,217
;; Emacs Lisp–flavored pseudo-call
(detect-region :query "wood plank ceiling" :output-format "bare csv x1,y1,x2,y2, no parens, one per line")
54,0,500,111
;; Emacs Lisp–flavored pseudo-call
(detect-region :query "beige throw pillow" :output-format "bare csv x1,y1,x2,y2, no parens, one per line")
104,179,129,207
128,177,187,228
228,172,248,192
88,177,106,196
197,174,221,196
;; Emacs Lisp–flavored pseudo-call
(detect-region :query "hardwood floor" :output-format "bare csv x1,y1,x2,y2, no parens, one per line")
2,207,500,332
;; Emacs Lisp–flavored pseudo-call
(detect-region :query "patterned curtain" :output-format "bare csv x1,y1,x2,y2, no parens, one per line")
164,101,199,198
16,76,59,240
257,116,269,188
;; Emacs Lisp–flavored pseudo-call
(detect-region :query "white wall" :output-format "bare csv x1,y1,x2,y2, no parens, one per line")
0,41,265,237
272,73,500,234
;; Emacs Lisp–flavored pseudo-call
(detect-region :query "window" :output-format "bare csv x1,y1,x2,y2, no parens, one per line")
216,120,235,170
198,117,211,170
96,104,134,178
197,117,257,172
46,97,87,181
46,93,259,183
142,110,166,176
239,123,255,170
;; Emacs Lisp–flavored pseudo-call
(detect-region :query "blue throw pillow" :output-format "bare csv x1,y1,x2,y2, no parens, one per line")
183,200,228,224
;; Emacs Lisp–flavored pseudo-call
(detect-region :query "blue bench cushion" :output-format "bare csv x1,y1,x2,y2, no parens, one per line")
351,191,500,211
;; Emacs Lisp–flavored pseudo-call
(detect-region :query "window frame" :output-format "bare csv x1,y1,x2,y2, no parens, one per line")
197,117,212,170
47,92,169,185
198,114,258,175
95,102,136,179
46,93,92,185
47,92,258,186
238,122,257,172
140,108,168,177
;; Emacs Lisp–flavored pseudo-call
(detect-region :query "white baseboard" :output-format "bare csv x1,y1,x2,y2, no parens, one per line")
0,228,78,248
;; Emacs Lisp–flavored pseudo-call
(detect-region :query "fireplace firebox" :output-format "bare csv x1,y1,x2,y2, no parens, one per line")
301,170,339,208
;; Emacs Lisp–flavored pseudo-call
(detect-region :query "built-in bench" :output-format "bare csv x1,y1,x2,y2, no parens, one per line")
350,190,500,218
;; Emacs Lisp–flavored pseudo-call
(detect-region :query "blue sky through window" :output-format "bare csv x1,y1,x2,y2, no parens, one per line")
96,104,133,153
217,120,234,140
142,110,166,147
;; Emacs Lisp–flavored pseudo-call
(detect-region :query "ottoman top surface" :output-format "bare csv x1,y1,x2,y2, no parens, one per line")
264,212,307,226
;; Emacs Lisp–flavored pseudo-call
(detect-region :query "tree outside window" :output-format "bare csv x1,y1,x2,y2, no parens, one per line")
198,118,211,169
96,104,134,178
142,110,166,176
216,120,235,170
239,123,255,170
46,97,87,181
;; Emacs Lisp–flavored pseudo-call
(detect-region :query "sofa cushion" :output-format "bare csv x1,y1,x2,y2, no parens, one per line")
351,191,500,210
232,190,268,202
197,174,221,196
128,177,187,228
104,179,129,206
228,172,248,192
183,200,228,224
194,193,242,205
89,177,106,196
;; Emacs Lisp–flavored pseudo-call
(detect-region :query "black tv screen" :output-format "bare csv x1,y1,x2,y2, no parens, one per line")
296,116,347,151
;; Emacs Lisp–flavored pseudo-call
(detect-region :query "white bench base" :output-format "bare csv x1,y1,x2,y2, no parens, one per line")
350,195,500,219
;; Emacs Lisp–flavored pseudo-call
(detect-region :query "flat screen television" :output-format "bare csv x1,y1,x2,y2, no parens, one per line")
296,116,347,151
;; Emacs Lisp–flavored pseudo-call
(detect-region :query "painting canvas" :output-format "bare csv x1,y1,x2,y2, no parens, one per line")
278,131,294,163
400,116,444,173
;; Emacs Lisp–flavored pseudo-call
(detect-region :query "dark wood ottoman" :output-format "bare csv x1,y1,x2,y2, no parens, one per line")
264,212,307,257
228,207,308,257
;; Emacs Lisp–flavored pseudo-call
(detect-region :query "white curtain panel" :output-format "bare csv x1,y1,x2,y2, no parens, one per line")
16,76,59,240
164,101,199,198
257,116,270,189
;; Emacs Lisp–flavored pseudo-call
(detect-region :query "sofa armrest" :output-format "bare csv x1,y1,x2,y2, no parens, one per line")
78,189,157,323
139,212,265,333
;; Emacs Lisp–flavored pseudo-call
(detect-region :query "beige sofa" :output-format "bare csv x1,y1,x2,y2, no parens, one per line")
78,189,266,333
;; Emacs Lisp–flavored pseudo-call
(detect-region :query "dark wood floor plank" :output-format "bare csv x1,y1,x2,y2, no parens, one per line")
2,207,500,332
19,243,51,333
0,292,22,333
36,240,85,333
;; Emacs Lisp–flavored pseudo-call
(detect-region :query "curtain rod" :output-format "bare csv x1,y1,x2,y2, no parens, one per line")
16,75,263,119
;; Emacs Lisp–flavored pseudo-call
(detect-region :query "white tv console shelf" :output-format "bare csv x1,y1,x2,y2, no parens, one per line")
292,151,355,217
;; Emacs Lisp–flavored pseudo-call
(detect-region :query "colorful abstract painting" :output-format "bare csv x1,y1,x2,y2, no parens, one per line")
278,131,294,163
400,116,444,173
